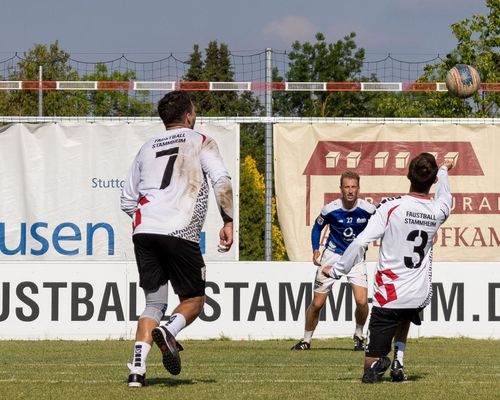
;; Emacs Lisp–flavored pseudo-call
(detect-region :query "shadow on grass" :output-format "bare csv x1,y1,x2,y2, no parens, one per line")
405,373,425,382
308,347,357,352
146,377,216,387
334,374,426,383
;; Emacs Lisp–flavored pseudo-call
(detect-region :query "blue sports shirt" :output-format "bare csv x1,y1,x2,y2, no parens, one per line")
311,198,376,255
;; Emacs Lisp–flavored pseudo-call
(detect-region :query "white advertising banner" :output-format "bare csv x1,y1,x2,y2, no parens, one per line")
0,261,498,340
0,122,239,262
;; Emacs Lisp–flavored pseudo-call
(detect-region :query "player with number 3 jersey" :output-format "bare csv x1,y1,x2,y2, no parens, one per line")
323,153,453,384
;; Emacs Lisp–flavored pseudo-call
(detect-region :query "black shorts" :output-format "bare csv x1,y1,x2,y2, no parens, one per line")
365,306,423,358
133,233,206,297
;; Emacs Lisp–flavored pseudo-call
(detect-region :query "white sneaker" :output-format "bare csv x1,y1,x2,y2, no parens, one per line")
127,363,146,387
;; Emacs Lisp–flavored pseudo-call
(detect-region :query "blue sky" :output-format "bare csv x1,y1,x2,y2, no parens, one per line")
0,0,490,60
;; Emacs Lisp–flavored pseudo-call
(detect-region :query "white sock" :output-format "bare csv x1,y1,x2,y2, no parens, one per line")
164,313,187,337
129,341,151,373
303,330,314,343
394,341,406,365
355,324,364,338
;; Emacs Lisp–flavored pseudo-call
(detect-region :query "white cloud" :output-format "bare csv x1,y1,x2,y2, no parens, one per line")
262,15,317,44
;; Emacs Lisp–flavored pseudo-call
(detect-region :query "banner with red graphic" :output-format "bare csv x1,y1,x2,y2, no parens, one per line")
274,123,500,261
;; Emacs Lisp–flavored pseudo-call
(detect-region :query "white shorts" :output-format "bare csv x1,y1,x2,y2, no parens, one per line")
313,248,367,293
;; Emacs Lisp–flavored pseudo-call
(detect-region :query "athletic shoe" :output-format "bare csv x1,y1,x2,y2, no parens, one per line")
390,359,407,382
361,356,391,384
353,335,365,351
152,326,181,375
291,340,311,350
128,372,147,387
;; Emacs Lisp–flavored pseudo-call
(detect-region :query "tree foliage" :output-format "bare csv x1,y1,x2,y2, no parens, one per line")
184,42,283,259
0,41,86,116
184,41,262,116
184,41,266,171
421,0,499,117
81,64,153,117
378,0,499,117
272,32,377,117
0,41,153,117
239,155,287,260
239,155,266,260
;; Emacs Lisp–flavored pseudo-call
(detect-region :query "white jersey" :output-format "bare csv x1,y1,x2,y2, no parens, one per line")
120,127,231,242
331,166,452,309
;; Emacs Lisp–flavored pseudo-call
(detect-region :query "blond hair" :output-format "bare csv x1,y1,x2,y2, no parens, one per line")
340,170,360,186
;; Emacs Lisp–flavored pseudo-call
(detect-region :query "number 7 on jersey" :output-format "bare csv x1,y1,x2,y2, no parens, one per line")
156,147,179,189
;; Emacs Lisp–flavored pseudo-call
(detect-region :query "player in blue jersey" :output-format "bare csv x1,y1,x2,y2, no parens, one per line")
291,171,376,351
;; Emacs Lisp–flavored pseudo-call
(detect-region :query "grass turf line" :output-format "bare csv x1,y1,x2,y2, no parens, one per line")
0,337,498,400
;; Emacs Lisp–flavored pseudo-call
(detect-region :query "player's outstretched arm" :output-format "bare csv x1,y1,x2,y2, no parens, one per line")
321,238,366,280
435,160,453,219
321,205,386,279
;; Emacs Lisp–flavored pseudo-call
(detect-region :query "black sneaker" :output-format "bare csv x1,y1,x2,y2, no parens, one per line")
291,340,311,350
128,373,147,387
361,356,391,384
390,359,407,382
152,326,181,375
353,335,365,351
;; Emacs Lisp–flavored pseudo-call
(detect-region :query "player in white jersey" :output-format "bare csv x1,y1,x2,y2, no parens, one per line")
121,91,233,387
322,153,453,384
291,171,375,351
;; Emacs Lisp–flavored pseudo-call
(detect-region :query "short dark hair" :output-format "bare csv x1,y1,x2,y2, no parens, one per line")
340,170,360,186
157,90,193,126
407,153,439,193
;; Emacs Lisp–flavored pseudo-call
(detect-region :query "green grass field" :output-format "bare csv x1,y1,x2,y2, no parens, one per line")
0,338,499,400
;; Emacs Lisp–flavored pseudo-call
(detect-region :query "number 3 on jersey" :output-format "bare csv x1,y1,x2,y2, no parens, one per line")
156,147,179,189
404,230,428,269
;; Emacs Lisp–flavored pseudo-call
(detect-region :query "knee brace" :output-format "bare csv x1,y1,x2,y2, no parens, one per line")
139,283,168,323
140,302,167,323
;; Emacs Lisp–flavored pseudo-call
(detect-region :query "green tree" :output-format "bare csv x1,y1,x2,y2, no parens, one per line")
370,91,473,118
185,41,253,116
0,42,153,117
183,41,265,170
81,64,153,117
184,41,266,171
273,32,377,117
0,41,87,116
240,155,287,260
377,0,499,117
239,155,266,259
184,42,279,260
184,44,203,82
422,0,499,117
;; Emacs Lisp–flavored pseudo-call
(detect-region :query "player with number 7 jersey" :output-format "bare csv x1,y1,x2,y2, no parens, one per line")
121,128,231,241
120,91,233,387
